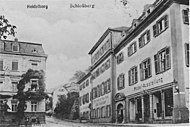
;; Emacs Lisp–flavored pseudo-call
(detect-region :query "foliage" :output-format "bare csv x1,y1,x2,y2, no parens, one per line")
54,92,79,119
16,69,47,123
69,70,86,82
0,15,16,39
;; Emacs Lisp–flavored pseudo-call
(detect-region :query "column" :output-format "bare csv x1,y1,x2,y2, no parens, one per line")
141,96,144,123
149,93,153,123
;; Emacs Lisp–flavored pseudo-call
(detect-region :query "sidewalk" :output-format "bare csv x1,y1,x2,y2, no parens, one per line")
46,117,190,127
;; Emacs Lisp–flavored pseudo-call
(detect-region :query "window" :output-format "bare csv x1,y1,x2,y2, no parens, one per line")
128,41,137,56
117,73,125,90
106,105,111,117
97,85,100,97
31,62,38,66
0,60,3,71
117,52,124,64
104,81,107,94
154,47,170,74
101,83,105,96
183,8,189,24
80,85,82,91
86,79,89,87
12,61,18,71
97,108,100,118
164,88,173,117
12,45,19,52
140,58,151,80
153,15,169,37
86,93,89,103
139,30,150,48
185,43,189,67
12,82,18,92
128,66,138,86
105,59,110,70
31,101,37,112
107,79,111,93
11,100,17,112
0,100,3,112
82,82,85,89
31,79,38,91
100,63,105,74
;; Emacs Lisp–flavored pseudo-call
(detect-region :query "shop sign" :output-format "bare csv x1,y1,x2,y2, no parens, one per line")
134,78,163,91
93,94,109,108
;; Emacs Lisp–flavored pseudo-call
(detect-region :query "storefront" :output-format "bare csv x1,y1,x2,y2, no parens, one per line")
127,86,174,123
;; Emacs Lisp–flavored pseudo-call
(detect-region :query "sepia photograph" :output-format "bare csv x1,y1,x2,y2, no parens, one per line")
0,0,189,127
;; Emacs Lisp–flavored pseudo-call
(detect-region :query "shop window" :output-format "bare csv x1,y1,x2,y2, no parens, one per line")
153,15,168,37
139,30,150,48
128,41,137,56
164,89,173,117
183,8,189,24
154,47,170,74
117,73,125,90
12,61,18,71
117,52,124,64
0,60,3,71
31,101,37,112
11,100,17,112
101,106,106,118
97,108,100,118
185,43,189,67
140,58,151,80
86,79,89,87
128,66,138,86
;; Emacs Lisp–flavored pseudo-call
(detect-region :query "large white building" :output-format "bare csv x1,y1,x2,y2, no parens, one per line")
78,0,189,124
0,38,47,124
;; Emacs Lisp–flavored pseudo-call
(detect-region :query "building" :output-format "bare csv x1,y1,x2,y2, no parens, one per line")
78,0,189,124
0,38,47,124
114,0,189,124
78,72,91,121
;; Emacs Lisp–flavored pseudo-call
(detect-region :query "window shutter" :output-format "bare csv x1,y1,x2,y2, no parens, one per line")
140,63,143,80
166,47,170,69
128,70,131,85
147,30,150,42
153,24,158,37
134,42,137,52
154,54,159,74
122,74,125,88
128,46,130,56
139,37,142,48
135,67,138,83
164,15,169,28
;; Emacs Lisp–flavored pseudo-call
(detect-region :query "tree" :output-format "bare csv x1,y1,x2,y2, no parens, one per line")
0,15,16,39
16,69,47,124
54,92,79,119
69,70,86,82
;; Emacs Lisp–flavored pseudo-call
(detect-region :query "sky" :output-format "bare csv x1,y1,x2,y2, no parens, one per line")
0,0,153,90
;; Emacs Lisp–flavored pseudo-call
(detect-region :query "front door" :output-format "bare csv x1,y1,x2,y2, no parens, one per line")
117,104,124,123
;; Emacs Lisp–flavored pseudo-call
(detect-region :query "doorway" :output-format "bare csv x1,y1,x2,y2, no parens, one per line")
117,103,124,123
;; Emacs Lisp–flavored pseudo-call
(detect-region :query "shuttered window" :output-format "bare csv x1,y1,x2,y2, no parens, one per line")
128,41,137,56
128,66,138,86
154,47,171,74
139,30,150,48
117,73,125,90
183,9,189,24
140,58,151,80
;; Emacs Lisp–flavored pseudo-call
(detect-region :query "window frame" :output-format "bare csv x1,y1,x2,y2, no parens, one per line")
139,30,151,48
182,8,189,25
154,47,171,74
12,44,19,52
185,43,189,67
128,66,138,86
31,101,37,112
117,73,125,90
140,58,152,81
128,41,137,56
117,52,124,64
12,61,18,71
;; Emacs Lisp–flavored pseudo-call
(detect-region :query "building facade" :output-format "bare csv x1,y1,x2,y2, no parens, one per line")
0,38,47,124
114,0,189,124
78,0,189,124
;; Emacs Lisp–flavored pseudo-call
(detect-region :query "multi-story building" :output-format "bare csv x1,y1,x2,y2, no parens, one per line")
78,72,91,121
83,27,128,123
0,38,47,124
78,0,189,124
114,0,189,124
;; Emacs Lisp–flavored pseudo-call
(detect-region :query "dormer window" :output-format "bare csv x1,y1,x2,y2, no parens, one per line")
32,49,38,53
147,9,151,14
30,79,38,91
12,44,19,52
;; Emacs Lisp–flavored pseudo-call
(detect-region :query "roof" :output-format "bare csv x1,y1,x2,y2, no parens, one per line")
0,39,47,58
88,27,129,55
77,72,91,84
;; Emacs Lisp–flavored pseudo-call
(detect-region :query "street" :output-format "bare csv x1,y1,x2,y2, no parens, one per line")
43,117,189,127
